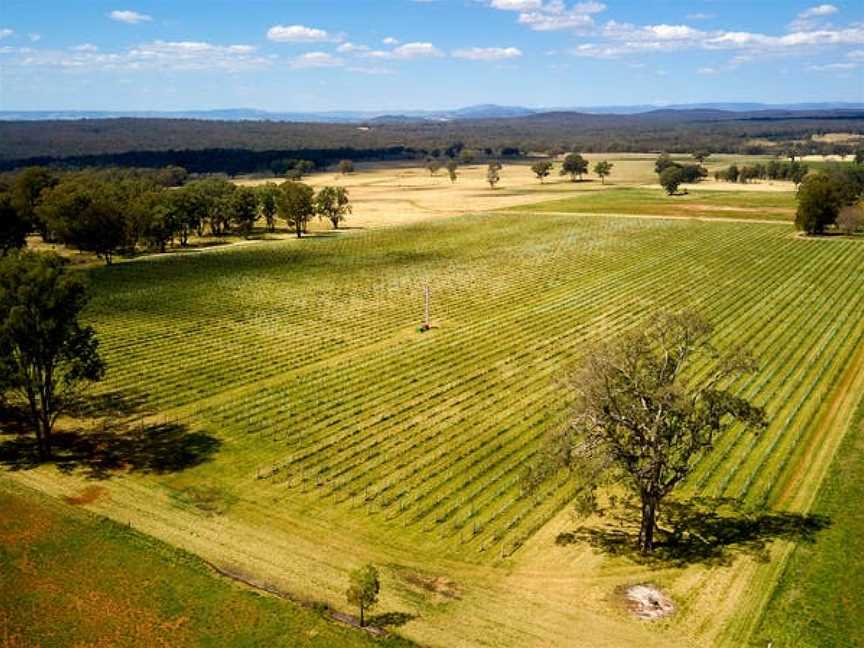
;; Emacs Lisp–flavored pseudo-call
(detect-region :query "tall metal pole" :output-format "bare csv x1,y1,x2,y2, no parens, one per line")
424,283,430,330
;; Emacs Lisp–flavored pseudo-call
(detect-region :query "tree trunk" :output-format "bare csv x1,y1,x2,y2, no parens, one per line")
638,495,658,553
359,604,365,627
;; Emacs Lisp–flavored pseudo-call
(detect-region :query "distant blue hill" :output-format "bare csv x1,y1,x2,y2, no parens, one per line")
2,102,862,123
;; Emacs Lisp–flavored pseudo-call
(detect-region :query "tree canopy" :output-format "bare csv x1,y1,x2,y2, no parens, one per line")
593,160,614,184
277,181,315,238
560,153,588,182
531,160,553,183
0,251,105,460
552,311,765,552
346,564,380,627
315,186,351,229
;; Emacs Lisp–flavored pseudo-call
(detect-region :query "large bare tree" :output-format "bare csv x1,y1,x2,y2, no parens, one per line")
555,311,766,552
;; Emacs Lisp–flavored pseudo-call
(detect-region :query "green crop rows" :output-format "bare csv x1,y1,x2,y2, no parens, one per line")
83,211,864,558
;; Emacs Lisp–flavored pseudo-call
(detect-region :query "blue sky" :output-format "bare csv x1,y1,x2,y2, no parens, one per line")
1,1,862,111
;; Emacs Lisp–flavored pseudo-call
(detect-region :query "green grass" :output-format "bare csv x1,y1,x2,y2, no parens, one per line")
0,480,413,648
5,207,864,646
752,402,864,648
504,186,796,221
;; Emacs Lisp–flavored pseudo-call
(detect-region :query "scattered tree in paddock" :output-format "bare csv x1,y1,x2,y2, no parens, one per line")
659,166,686,195
255,183,280,233
486,161,501,189
446,159,459,183
855,149,864,165
277,181,315,238
560,153,588,182
0,193,30,255
0,251,105,461
551,311,765,553
692,151,711,166
796,173,847,234
654,152,677,175
346,564,380,628
231,186,259,237
531,160,553,183
426,159,442,177
286,159,315,181
338,159,355,175
459,149,475,165
315,186,351,229
593,160,614,184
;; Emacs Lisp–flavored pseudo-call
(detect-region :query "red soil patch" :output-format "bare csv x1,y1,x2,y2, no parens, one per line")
64,486,109,506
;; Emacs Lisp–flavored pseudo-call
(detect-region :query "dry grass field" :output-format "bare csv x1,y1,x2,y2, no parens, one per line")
3,155,860,648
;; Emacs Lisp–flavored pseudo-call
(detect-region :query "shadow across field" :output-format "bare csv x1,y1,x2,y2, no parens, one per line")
555,496,830,567
0,393,220,480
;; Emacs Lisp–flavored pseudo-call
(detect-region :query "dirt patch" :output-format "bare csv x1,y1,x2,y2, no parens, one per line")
64,485,108,506
623,584,675,620
398,568,462,601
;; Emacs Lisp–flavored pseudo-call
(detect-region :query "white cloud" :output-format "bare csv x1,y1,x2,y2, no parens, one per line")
452,46,523,60
28,33,41,42
367,41,443,59
11,40,269,71
347,65,395,75
516,2,606,32
789,4,839,32
490,0,543,10
266,24,337,43
291,51,343,68
569,17,864,59
800,4,839,19
807,61,859,71
382,36,400,45
0,28,14,39
109,10,152,24
336,42,369,53
697,66,718,74
847,49,864,60
687,13,715,21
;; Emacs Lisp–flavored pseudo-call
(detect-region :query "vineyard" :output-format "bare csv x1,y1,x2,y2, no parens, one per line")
76,208,864,567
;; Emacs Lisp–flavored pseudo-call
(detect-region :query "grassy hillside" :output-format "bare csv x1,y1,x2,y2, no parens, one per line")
3,201,863,646
0,481,412,648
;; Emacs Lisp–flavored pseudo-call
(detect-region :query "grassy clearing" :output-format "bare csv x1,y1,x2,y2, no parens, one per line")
504,186,797,221
751,402,864,648
0,480,413,648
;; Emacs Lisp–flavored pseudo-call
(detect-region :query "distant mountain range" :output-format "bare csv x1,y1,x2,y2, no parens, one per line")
2,102,862,124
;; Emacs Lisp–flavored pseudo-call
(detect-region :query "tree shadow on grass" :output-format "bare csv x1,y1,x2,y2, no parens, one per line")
367,611,416,628
555,496,830,567
0,393,221,480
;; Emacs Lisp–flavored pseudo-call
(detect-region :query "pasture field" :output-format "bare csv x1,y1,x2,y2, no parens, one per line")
235,155,794,230
4,159,863,647
504,186,797,222
0,481,413,648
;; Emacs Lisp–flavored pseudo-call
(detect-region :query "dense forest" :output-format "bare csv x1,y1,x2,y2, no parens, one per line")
1,109,862,175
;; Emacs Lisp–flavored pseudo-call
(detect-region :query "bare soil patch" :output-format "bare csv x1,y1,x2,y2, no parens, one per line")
623,584,675,620
64,485,108,505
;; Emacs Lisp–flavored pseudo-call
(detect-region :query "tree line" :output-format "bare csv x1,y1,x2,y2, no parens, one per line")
654,153,708,195
714,160,809,185
0,165,353,264
3,113,862,174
